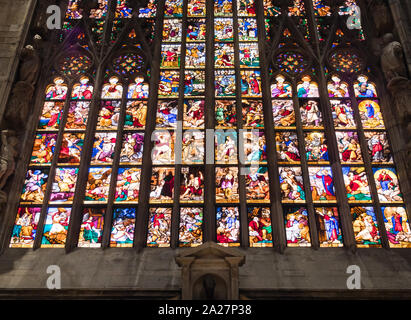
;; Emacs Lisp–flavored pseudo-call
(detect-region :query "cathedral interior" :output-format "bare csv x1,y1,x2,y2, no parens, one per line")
0,0,410,300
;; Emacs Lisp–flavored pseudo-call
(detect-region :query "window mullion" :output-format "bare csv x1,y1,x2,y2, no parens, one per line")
256,0,287,253
203,0,216,243
134,0,167,250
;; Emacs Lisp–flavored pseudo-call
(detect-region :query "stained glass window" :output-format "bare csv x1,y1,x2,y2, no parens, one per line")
9,0,411,250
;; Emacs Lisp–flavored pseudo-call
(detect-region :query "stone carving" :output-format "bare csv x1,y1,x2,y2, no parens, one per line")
175,242,245,300
387,77,411,172
0,130,19,206
3,44,41,130
0,39,42,210
368,0,393,36
381,33,408,82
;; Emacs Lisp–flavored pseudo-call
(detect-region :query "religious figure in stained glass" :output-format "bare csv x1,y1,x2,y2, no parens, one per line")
248,207,273,247
284,207,311,247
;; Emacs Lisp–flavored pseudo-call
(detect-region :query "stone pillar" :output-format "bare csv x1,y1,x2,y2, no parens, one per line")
175,242,245,300
388,0,411,75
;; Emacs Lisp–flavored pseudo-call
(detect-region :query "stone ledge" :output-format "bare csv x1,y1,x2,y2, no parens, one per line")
0,288,181,300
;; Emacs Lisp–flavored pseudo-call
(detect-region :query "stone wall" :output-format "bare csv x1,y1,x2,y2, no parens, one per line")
0,0,34,120
0,247,410,298
0,0,410,299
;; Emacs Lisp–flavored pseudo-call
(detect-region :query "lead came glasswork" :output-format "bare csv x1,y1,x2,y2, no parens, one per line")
9,0,411,250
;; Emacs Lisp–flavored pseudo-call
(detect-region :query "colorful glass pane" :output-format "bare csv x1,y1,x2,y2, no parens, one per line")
215,43,235,68
124,101,147,129
150,168,175,203
248,207,273,247
120,132,144,164
308,167,336,202
163,19,182,41
354,76,377,98
127,77,149,99
97,101,121,130
315,207,343,247
275,52,308,75
216,207,240,246
300,100,323,128
272,99,295,129
216,167,239,203
91,132,116,165
115,168,141,203
180,167,204,202
239,43,259,68
156,100,178,129
242,100,264,129
59,133,85,164
66,102,90,130
183,99,205,129
304,132,329,164
186,43,206,68
45,78,68,101
101,77,123,99
152,131,175,164
271,75,292,98
215,70,236,97
351,206,381,247
336,131,363,164
147,207,172,247
182,131,205,164
10,207,41,248
245,166,270,203
49,168,78,203
179,207,203,247
20,169,49,204
164,0,183,17
84,167,112,203
382,207,411,248
110,208,136,247
276,131,300,164
41,208,71,248
30,133,57,165
342,167,372,203
297,75,319,97
215,100,237,128
214,0,233,16
364,132,393,164
330,100,356,129
71,77,94,99
238,18,258,41
327,76,349,97
278,167,305,203
188,0,206,17
357,100,385,129
215,131,238,164
214,18,234,42
240,70,262,97
284,207,311,246
78,208,105,247
373,168,403,203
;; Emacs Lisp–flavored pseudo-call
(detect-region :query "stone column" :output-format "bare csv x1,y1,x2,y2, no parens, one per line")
388,0,411,75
